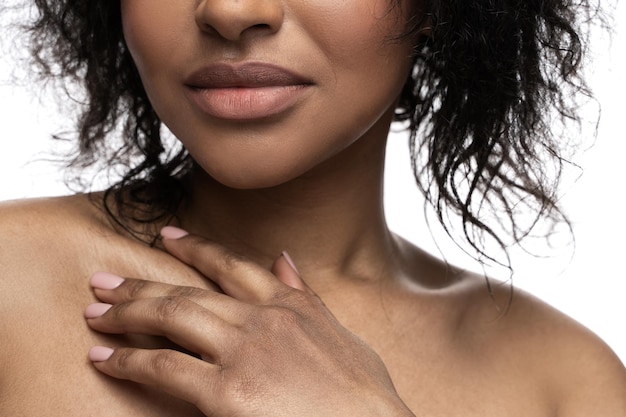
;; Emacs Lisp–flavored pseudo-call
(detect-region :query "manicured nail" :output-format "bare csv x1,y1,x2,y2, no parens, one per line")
161,226,189,240
89,346,114,362
282,251,301,276
91,272,125,290
84,303,113,319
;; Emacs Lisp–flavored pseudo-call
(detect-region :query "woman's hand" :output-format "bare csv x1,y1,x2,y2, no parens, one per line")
84,227,415,417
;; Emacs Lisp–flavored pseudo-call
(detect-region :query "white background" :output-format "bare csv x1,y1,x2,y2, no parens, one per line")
1,4,625,363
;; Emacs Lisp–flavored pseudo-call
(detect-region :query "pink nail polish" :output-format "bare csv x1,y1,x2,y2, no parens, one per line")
84,303,113,319
282,251,301,276
89,346,114,362
161,226,189,240
91,272,125,290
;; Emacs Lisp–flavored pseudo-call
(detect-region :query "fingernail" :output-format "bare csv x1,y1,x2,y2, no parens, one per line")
161,226,189,240
91,272,125,290
89,346,114,362
85,303,113,318
282,251,301,277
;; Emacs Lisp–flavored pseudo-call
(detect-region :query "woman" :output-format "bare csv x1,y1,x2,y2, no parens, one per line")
1,0,625,415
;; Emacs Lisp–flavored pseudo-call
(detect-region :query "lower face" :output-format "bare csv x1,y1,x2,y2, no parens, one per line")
120,0,418,189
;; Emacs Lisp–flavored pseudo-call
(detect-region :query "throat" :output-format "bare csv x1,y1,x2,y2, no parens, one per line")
172,164,395,286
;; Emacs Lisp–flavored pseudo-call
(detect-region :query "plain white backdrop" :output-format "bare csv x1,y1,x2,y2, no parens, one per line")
1,3,625,363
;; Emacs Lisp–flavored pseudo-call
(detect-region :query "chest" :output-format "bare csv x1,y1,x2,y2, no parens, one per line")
3,316,549,417
320,295,552,417
1,270,549,417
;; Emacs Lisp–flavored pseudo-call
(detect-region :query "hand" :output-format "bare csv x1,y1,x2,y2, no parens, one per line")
84,227,415,417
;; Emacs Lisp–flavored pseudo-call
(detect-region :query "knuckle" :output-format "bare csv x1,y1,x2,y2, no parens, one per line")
272,288,320,314
124,279,149,300
112,348,136,374
168,285,205,299
267,286,293,304
149,350,182,375
110,349,188,386
109,301,130,322
154,296,190,323
298,292,325,313
261,306,301,332
215,250,248,274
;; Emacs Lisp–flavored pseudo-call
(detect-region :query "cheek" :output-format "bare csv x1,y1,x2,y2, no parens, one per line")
120,1,192,80
292,0,414,117
308,2,414,108
295,0,411,64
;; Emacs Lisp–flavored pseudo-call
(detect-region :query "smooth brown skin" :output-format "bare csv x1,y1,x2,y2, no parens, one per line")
2,0,626,415
1,197,625,416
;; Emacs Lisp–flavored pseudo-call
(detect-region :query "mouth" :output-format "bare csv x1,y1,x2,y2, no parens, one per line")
184,63,314,120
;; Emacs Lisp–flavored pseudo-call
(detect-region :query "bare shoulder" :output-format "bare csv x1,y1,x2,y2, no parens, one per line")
0,194,120,285
0,194,110,278
0,193,202,289
0,192,103,221
0,194,115,331
0,193,110,238
461,271,626,415
0,195,109,402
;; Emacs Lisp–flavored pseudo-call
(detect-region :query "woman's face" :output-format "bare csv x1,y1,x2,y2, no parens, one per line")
121,0,419,189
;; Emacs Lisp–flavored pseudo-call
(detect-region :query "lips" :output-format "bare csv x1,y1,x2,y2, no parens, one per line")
185,63,312,88
184,63,313,120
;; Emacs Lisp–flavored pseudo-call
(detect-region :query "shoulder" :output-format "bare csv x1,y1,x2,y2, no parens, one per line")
0,194,112,305
0,194,113,376
460,273,626,415
0,193,107,260
0,194,114,276
0,193,110,239
0,192,207,295
0,192,188,284
396,237,625,413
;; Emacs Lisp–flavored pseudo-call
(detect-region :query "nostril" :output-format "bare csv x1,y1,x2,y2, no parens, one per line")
198,24,220,37
245,23,273,34
194,1,284,42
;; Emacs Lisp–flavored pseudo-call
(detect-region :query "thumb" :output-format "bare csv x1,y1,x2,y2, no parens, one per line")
271,251,309,292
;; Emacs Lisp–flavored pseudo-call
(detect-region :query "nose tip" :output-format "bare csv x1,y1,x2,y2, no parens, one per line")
195,0,284,41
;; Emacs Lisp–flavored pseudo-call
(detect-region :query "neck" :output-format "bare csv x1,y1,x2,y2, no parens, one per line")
175,128,398,289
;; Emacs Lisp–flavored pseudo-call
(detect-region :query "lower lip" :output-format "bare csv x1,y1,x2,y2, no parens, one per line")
185,85,310,120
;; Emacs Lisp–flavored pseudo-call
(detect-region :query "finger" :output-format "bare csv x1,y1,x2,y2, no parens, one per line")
89,347,220,413
160,227,290,303
90,273,243,322
270,251,311,293
85,296,235,358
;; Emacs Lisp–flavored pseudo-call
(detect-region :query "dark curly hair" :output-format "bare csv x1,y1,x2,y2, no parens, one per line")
20,0,601,267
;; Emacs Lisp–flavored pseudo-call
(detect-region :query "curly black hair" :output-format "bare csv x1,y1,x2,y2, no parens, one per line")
20,0,601,266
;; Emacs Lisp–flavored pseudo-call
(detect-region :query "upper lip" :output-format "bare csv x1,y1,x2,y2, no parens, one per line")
184,63,313,89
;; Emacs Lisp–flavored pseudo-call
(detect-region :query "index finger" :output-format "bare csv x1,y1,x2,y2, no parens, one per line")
90,274,243,321
160,227,291,304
